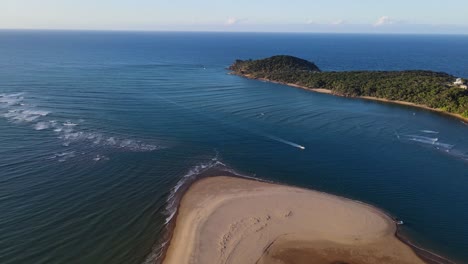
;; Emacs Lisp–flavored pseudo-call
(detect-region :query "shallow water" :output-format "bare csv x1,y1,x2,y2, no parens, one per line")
0,31,467,264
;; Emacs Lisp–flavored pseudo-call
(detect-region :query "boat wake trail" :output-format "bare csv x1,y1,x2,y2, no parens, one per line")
420,130,439,134
265,135,306,150
396,130,468,162
401,134,453,149
154,93,305,150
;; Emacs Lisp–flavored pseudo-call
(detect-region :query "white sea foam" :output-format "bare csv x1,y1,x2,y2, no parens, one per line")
141,157,228,264
49,151,76,162
106,137,117,145
34,121,51,130
0,93,24,107
144,156,259,264
142,241,169,264
164,157,226,224
1,93,164,154
162,154,253,224
55,128,161,152
63,121,78,127
3,109,50,123
164,210,177,226
93,154,109,161
1,94,48,123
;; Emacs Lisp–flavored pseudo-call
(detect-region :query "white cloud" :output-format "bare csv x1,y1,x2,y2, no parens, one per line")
305,19,345,25
374,16,398,27
226,17,240,25
331,19,345,25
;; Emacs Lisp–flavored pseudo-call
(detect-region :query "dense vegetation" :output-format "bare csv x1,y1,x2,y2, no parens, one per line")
230,55,321,74
229,56,468,118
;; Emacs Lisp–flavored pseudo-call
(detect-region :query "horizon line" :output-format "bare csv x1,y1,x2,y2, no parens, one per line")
1,28,468,36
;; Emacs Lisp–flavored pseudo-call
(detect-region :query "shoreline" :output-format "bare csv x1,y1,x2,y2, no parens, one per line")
150,168,247,264
161,175,456,264
234,73,468,124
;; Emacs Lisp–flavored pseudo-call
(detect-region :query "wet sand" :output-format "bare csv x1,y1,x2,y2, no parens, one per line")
163,176,426,264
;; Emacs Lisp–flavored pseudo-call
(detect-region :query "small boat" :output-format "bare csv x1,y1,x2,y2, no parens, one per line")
395,218,404,225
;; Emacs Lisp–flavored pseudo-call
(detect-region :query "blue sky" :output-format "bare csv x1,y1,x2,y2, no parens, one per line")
1,0,468,34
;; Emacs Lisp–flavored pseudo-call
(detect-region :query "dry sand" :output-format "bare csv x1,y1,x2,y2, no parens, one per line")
163,176,426,264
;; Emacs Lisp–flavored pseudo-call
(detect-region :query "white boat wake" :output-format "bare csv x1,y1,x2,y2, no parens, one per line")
266,135,306,150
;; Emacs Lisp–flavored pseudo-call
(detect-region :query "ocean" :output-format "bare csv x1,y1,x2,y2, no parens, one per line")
0,31,467,264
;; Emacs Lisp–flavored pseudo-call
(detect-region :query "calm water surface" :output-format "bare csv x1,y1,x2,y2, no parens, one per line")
0,31,467,264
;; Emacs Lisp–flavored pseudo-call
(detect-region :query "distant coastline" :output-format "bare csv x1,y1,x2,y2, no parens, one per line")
229,55,468,123
235,73,468,123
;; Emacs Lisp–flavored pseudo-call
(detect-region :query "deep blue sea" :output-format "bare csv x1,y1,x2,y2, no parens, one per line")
0,31,467,264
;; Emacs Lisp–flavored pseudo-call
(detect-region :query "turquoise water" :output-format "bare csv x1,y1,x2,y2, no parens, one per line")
0,31,467,264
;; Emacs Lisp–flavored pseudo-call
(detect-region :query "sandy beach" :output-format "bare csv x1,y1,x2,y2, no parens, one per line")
163,176,426,264
236,73,468,123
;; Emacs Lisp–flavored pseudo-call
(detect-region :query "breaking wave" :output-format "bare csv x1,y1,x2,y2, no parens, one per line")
0,93,25,106
93,154,109,162
163,156,226,224
0,93,164,161
34,121,54,130
47,151,77,163
143,155,249,264
4,109,50,123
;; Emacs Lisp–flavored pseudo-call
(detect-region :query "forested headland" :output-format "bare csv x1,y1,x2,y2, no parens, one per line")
229,55,468,119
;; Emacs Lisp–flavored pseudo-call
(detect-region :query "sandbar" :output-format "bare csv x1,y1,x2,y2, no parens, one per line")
163,176,426,264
